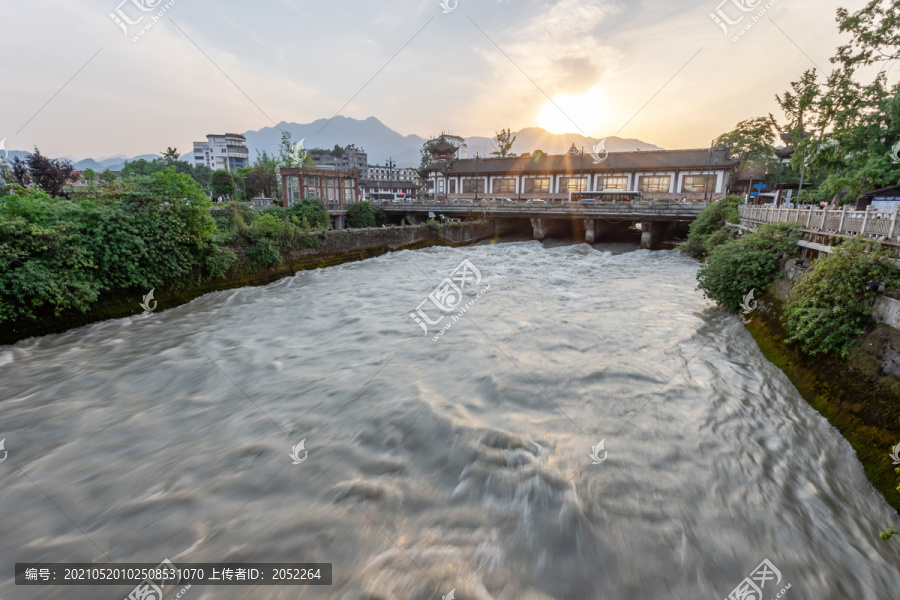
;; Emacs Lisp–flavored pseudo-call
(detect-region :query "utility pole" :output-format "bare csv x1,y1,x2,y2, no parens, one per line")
580,147,585,198
703,140,714,202
474,154,480,202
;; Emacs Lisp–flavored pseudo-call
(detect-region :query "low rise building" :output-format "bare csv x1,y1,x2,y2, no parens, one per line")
420,146,738,202
309,146,367,173
280,167,361,229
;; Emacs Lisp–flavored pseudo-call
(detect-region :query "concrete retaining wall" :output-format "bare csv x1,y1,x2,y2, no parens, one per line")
873,296,900,330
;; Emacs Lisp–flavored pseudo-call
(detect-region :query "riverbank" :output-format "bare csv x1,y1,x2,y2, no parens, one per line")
0,222,499,345
746,280,900,513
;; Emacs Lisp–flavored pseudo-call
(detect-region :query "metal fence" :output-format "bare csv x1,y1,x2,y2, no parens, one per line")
739,205,900,243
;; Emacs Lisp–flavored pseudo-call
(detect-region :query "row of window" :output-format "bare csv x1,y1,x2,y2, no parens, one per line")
440,175,715,194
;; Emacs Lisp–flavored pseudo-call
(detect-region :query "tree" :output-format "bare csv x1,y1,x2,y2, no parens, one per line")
10,157,29,187
278,131,313,168
834,0,900,71
715,116,778,171
83,168,96,189
347,201,376,228
160,147,180,163
248,150,280,199
210,170,236,200
491,128,517,157
193,165,213,191
99,169,117,187
26,147,79,197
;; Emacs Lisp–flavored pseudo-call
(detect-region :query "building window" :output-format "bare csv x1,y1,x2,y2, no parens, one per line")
600,176,628,190
524,177,550,193
682,175,716,193
559,177,588,192
639,176,672,193
493,178,516,193
462,178,485,194
286,176,300,206
448,180,456,194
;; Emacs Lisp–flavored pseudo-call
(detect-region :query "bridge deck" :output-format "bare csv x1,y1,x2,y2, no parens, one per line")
380,200,708,220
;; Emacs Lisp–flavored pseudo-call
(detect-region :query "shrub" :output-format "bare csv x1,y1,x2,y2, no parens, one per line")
697,222,801,310
0,171,222,322
287,198,329,230
245,238,282,270
783,238,900,357
426,218,444,231
682,195,743,258
347,201,376,228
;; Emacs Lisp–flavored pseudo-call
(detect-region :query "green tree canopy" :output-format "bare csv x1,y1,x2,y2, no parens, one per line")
210,170,236,200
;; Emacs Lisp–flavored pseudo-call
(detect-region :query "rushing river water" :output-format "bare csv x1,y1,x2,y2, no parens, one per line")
1,241,898,600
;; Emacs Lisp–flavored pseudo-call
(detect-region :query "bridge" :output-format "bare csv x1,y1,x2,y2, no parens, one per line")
380,199,710,247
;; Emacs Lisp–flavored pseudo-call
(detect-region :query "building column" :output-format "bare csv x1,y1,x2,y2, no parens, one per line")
584,219,596,244
333,214,345,230
531,217,548,241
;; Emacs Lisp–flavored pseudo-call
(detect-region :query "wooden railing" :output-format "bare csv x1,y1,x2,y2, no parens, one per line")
739,205,900,243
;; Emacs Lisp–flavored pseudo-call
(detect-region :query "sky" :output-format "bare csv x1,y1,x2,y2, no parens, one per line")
0,0,890,160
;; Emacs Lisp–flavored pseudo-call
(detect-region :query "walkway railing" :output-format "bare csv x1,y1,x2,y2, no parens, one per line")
739,205,900,243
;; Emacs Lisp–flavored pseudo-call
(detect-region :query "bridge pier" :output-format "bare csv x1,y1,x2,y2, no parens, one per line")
641,221,675,250
531,217,549,241
405,214,421,226
584,219,595,244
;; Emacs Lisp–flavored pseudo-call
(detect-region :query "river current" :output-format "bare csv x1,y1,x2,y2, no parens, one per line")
1,241,898,600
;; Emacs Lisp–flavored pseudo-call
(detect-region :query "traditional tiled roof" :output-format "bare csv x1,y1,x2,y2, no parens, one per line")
421,148,737,176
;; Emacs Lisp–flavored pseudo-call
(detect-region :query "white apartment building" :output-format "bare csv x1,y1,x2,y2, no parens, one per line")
193,133,250,172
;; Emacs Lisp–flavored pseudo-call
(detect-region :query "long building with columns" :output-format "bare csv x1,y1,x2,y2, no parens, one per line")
420,144,739,202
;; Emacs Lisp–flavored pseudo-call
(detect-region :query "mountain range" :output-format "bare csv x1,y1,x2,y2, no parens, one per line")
4,117,663,171
243,117,662,167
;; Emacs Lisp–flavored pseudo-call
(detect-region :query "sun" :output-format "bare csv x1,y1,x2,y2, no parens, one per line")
536,89,607,136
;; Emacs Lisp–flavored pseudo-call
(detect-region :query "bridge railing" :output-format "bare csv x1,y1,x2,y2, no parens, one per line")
739,205,900,243
377,199,709,209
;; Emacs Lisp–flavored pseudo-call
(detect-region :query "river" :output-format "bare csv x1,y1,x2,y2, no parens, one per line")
0,241,898,600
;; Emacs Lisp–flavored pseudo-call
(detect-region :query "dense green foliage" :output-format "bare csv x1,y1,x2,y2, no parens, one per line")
0,170,221,322
715,1,900,203
288,198,329,230
681,195,743,258
783,239,900,357
210,170,236,199
347,201,376,228
696,223,801,310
